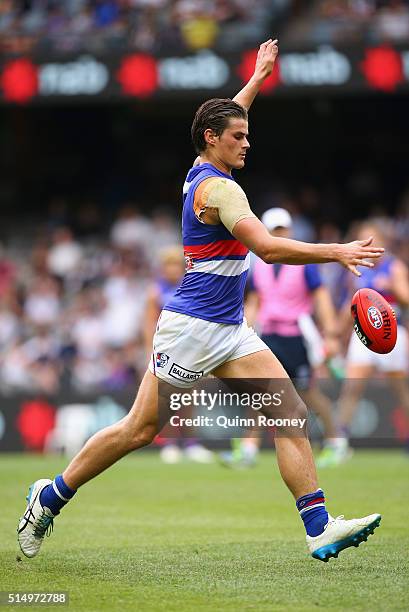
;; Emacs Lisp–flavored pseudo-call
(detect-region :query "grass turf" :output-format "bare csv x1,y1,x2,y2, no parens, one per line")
0,450,408,611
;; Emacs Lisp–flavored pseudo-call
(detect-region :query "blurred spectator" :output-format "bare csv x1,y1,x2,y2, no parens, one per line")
0,242,16,297
149,209,180,262
70,288,106,360
102,259,148,347
375,1,409,42
47,227,84,280
0,300,19,351
287,0,409,45
110,204,153,256
24,275,61,327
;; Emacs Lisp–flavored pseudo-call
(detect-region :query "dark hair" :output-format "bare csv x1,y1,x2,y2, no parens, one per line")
191,98,248,154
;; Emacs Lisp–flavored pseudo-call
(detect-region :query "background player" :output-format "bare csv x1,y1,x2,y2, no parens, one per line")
337,220,409,456
18,39,384,563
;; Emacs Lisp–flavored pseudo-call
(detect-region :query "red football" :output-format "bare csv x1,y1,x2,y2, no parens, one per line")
351,288,397,354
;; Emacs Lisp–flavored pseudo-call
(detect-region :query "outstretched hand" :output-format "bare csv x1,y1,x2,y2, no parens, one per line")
336,236,384,277
253,38,279,83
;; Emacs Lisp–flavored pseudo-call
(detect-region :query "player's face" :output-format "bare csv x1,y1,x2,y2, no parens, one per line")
215,118,250,170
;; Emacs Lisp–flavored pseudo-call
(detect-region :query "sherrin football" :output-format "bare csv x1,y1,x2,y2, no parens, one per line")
351,288,397,354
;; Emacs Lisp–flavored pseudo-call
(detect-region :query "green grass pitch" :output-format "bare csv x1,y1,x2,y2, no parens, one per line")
1,450,408,611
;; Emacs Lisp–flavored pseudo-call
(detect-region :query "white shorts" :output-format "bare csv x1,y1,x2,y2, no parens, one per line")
149,310,268,388
346,324,409,372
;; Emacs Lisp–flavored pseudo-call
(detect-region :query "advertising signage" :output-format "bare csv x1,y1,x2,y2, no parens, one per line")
1,44,409,104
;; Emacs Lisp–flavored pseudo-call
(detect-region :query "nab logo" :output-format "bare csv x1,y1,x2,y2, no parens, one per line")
367,306,383,330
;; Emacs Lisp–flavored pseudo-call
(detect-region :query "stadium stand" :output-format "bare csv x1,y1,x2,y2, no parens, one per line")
0,0,291,54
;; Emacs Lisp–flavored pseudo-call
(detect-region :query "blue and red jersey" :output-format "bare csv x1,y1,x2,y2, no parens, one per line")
164,163,250,324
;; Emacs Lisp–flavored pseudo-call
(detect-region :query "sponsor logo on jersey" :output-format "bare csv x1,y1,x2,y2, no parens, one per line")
169,363,203,382
156,352,169,368
367,306,383,329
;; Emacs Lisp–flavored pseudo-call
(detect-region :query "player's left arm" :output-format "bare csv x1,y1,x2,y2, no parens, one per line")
390,259,409,306
233,38,279,110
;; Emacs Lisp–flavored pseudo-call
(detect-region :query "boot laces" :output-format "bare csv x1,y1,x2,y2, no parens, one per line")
33,511,54,539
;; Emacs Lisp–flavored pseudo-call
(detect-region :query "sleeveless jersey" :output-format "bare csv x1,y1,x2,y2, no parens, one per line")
164,163,250,324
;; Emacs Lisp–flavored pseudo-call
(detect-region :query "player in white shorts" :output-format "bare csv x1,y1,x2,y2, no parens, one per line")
17,39,385,563
150,310,267,388
337,221,409,454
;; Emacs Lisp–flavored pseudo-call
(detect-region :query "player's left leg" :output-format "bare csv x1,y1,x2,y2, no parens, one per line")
212,349,381,561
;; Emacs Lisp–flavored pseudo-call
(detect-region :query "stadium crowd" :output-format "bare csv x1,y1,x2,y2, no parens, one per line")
287,0,409,45
0,203,180,394
2,0,409,56
0,185,408,396
0,0,289,54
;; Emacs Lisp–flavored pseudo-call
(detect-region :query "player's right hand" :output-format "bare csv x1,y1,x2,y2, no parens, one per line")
336,236,384,277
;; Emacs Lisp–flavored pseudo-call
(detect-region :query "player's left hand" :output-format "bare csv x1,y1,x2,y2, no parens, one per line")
253,38,279,83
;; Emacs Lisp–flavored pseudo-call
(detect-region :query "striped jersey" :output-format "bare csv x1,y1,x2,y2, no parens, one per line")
164,163,250,324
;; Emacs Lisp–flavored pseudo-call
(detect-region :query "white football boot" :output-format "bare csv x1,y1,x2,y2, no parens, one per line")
17,479,56,558
307,513,382,562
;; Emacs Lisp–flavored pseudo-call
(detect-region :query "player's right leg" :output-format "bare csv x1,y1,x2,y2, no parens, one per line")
17,370,160,558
